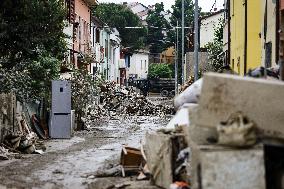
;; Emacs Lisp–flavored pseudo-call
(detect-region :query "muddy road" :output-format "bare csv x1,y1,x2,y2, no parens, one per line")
0,115,171,189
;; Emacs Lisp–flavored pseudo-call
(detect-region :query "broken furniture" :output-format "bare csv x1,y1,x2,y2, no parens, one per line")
120,146,145,177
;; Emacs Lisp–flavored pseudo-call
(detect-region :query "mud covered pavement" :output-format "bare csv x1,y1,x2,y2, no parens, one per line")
0,115,171,189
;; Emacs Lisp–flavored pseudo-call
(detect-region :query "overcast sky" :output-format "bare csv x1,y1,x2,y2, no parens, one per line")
98,0,224,12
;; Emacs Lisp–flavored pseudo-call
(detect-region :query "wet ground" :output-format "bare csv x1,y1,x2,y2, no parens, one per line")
0,115,171,189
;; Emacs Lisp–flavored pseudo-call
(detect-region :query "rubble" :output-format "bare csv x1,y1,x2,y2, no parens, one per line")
99,82,174,116
142,73,284,189
83,82,175,128
0,146,9,160
0,93,47,157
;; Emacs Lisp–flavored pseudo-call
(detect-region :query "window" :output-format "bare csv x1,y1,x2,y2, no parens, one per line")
141,60,143,69
105,39,108,58
145,60,147,70
96,28,100,43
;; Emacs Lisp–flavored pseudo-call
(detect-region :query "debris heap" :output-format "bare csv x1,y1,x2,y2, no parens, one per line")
85,82,175,121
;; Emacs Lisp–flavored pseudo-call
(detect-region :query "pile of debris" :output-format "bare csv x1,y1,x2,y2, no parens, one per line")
140,73,284,189
100,82,174,115
1,113,46,159
1,93,46,160
84,82,174,123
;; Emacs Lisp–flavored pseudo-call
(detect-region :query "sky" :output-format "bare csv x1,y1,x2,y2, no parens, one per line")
98,0,224,12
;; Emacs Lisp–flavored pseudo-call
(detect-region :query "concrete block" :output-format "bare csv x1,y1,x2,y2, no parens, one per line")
144,132,173,189
145,132,187,189
195,73,284,139
190,145,266,189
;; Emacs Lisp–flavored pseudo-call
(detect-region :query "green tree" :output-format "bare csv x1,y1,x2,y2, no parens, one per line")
146,3,170,54
93,3,147,50
205,19,224,72
166,0,195,82
0,0,67,101
148,63,173,79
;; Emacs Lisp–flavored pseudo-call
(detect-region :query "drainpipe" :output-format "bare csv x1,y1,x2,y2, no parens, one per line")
228,0,231,66
276,0,280,64
244,0,248,74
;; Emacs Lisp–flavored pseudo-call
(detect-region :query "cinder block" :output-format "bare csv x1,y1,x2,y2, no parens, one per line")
195,73,284,139
190,145,266,189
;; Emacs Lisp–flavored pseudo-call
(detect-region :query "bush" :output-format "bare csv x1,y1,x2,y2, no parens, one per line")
148,63,173,79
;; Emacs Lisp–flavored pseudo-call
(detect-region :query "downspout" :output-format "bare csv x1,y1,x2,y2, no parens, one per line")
244,0,248,74
228,0,231,66
276,0,280,64
264,0,268,77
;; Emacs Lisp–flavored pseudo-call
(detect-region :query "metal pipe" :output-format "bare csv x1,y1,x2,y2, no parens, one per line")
194,0,199,81
175,20,179,95
181,0,185,85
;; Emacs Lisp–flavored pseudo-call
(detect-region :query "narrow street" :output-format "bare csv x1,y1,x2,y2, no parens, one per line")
1,0,284,188
0,115,171,189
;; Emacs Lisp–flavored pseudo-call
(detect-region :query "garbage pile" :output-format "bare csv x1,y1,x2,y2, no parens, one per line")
0,93,46,159
1,113,46,159
100,82,174,115
141,73,284,189
84,82,175,123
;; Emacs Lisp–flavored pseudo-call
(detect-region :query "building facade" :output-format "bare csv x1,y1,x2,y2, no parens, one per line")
226,0,280,75
128,51,149,80
227,0,262,75
64,0,97,71
200,10,225,48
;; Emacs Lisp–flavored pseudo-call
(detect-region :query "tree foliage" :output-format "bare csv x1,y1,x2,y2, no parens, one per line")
148,63,173,79
205,19,224,72
166,0,195,49
0,0,67,101
93,3,147,50
146,3,170,54
165,0,196,82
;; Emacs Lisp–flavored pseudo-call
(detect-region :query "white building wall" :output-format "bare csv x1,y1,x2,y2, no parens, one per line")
200,12,224,48
129,53,149,79
108,29,121,83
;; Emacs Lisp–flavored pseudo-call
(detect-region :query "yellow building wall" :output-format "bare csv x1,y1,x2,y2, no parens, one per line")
247,1,262,71
230,0,245,75
160,47,175,64
230,0,262,75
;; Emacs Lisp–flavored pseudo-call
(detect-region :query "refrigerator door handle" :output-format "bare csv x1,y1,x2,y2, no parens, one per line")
54,113,70,115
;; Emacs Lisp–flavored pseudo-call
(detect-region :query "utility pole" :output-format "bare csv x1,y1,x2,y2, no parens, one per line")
181,0,185,85
194,0,199,81
175,20,179,95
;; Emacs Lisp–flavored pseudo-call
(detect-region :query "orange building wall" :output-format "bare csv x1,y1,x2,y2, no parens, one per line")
74,0,92,68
